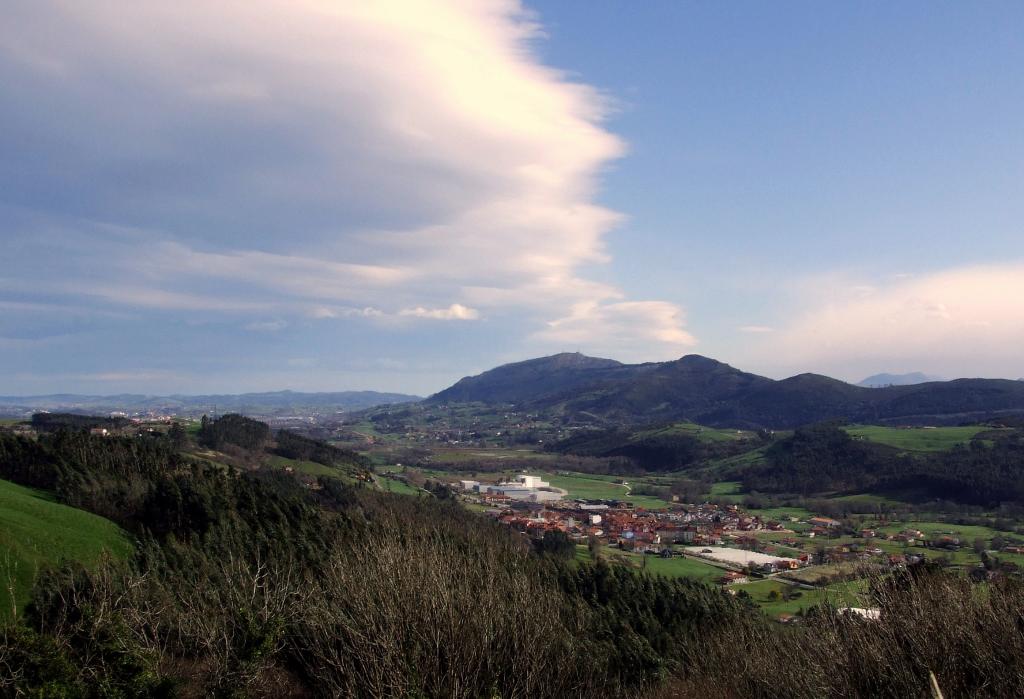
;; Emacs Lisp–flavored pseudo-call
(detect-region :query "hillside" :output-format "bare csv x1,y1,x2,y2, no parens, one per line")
430,352,624,404
0,478,132,619
428,354,1024,429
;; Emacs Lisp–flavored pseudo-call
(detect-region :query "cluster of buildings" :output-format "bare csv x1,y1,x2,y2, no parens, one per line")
459,474,564,503
475,489,805,559
450,473,1024,594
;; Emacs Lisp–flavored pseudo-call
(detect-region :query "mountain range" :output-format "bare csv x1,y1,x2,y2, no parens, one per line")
428,353,1024,429
857,372,941,388
0,390,420,417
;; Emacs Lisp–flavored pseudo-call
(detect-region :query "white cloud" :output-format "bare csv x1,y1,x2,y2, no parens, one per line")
0,0,692,359
746,262,1024,379
532,301,695,361
308,306,383,320
738,325,774,334
399,304,480,320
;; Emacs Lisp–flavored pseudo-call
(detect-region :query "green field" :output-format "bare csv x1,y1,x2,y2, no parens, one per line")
545,473,670,508
733,578,867,616
637,422,756,443
378,474,422,495
746,505,815,522
632,553,725,582
706,481,743,502
0,479,133,620
844,425,989,452
427,447,556,463
576,546,725,584
700,445,771,474
544,473,630,499
873,520,1000,542
266,454,343,477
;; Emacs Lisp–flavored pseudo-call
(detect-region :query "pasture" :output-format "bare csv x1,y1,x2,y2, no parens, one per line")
0,479,132,620
636,422,756,443
844,425,990,452
545,472,671,508
266,454,341,477
733,578,867,617
576,546,725,585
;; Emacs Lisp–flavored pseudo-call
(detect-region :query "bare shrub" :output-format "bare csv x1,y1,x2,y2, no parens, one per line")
682,566,1024,698
287,509,609,698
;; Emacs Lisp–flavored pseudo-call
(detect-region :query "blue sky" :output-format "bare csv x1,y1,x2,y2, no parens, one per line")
2,1,1023,396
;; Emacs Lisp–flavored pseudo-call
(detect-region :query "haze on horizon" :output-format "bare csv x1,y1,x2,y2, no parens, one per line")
2,0,1023,397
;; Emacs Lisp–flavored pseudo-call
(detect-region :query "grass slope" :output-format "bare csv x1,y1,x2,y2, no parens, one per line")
576,546,725,585
0,478,132,620
545,473,670,509
733,578,867,617
266,454,346,478
843,425,989,452
635,422,755,443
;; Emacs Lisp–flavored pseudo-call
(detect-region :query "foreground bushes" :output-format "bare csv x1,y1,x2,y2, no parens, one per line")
4,429,1023,697
675,565,1024,698
1,489,698,697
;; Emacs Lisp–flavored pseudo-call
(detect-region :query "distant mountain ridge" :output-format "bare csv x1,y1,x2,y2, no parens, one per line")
429,353,1024,429
857,372,941,388
0,390,420,416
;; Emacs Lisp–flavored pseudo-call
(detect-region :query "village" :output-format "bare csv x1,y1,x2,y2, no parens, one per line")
450,473,1002,601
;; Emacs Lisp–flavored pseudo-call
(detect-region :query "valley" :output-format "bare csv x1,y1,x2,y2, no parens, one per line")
3,355,1024,694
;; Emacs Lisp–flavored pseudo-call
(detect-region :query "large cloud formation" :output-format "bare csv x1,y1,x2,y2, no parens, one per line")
743,263,1024,380
0,0,694,363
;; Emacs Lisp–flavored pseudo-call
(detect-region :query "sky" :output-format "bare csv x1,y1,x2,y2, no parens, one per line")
1,0,1023,396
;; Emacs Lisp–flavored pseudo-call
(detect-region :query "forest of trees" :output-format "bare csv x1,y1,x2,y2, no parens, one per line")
30,412,132,432
740,423,1024,506
273,429,366,468
198,413,271,451
548,426,756,472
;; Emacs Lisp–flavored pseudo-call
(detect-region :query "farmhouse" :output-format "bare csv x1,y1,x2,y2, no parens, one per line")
808,516,841,528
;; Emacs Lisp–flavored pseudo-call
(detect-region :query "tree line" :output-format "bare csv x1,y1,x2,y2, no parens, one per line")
739,422,1024,506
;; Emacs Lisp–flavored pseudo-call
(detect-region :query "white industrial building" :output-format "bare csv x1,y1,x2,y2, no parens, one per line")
459,474,563,503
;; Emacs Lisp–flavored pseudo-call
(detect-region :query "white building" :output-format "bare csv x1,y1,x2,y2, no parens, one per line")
480,474,562,502
514,474,549,489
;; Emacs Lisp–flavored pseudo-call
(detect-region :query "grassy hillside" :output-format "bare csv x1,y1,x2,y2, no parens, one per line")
0,478,132,619
844,424,990,451
635,422,755,443
266,453,354,478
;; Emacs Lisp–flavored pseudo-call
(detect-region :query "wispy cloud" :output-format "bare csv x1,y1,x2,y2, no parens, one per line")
399,304,481,321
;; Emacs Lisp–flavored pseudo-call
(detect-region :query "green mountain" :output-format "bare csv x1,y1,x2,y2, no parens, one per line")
429,354,1024,429
429,352,625,403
